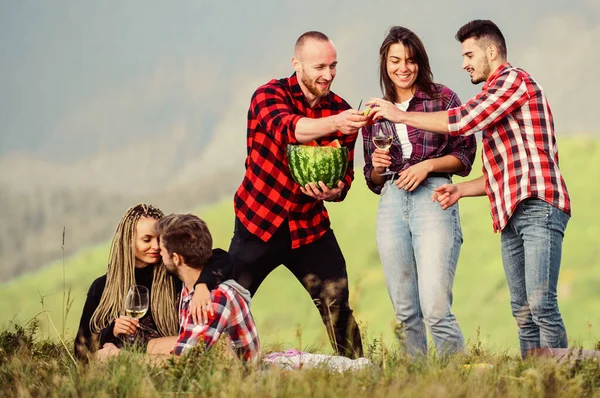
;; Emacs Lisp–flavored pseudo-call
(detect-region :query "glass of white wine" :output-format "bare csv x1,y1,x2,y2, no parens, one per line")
372,121,396,176
124,285,149,344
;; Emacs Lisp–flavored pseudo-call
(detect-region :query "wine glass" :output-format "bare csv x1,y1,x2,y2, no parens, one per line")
371,121,396,176
124,285,149,344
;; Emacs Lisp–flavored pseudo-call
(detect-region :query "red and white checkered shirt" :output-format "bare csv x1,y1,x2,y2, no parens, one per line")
233,73,356,248
448,63,571,232
172,281,260,361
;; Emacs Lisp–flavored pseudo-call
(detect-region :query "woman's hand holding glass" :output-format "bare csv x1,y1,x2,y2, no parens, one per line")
113,315,139,338
371,148,392,176
122,285,149,344
371,121,396,176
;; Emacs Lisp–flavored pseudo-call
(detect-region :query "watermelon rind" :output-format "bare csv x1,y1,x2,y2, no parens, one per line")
287,144,348,189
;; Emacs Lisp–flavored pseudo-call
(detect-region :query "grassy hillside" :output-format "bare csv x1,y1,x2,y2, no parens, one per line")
1,136,599,355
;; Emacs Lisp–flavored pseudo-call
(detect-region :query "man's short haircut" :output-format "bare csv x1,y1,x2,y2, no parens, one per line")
456,19,507,60
294,31,330,58
155,214,213,270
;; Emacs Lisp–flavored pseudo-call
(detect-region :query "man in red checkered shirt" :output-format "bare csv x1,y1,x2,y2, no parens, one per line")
366,20,571,358
224,31,368,358
155,214,260,362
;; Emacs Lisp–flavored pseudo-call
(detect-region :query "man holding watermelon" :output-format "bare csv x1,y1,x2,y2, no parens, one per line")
207,31,368,358
365,20,571,358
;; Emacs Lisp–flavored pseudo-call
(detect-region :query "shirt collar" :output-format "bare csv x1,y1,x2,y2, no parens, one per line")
289,72,331,108
483,62,512,90
181,285,194,303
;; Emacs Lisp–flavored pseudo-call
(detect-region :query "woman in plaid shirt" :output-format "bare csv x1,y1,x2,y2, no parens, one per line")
368,20,571,358
362,26,476,357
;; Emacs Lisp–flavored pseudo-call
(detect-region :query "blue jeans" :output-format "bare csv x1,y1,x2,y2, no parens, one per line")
376,177,464,356
501,198,570,358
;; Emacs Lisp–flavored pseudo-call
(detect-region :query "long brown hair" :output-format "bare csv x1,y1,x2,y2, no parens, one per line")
89,204,179,337
379,26,438,102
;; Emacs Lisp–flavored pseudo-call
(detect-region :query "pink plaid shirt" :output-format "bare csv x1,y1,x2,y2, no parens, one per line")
363,83,476,194
448,63,571,231
172,281,260,361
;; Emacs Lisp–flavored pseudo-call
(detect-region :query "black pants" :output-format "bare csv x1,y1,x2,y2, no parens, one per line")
229,217,363,358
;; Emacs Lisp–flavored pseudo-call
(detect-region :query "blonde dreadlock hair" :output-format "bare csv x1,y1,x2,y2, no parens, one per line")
90,204,179,337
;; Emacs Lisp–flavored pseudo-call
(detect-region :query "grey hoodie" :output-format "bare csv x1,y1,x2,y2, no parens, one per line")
220,279,252,306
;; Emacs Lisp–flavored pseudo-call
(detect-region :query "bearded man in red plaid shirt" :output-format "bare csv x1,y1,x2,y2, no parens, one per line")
211,31,368,358
366,20,571,358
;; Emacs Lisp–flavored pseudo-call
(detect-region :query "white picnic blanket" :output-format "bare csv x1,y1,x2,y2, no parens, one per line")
263,349,372,373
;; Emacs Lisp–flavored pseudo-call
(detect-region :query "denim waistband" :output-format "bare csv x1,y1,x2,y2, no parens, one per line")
383,171,450,184
427,172,451,179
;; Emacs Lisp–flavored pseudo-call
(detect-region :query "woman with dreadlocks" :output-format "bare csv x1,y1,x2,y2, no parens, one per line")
74,203,232,360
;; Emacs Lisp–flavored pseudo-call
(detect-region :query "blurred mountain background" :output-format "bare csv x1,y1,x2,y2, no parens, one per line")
1,0,599,282
2,138,599,353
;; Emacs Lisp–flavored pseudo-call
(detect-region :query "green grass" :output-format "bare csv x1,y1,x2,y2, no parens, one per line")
2,321,600,397
1,136,599,356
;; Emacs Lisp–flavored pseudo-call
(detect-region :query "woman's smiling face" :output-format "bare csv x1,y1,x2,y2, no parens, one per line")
134,216,160,267
386,42,419,98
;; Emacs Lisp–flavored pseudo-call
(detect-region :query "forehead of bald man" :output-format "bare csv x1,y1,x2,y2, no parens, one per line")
294,38,337,61
294,31,335,57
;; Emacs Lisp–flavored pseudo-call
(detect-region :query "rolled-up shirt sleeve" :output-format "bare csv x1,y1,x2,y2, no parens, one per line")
445,93,477,177
251,85,303,145
448,69,529,137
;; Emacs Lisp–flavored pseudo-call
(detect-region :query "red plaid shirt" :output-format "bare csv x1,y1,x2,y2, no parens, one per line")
172,281,260,362
234,73,357,248
448,63,571,231
363,84,476,194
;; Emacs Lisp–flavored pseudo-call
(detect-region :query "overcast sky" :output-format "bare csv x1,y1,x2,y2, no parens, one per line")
1,0,598,160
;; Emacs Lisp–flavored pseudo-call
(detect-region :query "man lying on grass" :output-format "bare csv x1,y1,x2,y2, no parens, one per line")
98,213,261,362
